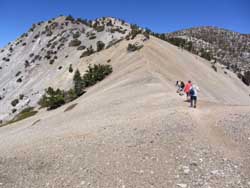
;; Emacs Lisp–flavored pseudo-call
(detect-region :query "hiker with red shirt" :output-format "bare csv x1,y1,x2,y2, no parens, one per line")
184,80,192,100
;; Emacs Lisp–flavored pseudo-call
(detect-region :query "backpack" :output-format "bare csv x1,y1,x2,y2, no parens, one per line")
189,88,195,96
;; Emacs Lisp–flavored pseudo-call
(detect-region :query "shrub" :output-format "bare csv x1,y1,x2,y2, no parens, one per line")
76,18,90,26
25,60,30,68
19,94,24,100
106,20,113,27
80,46,94,58
17,78,22,83
237,73,243,80
68,39,81,47
96,41,105,52
201,50,212,61
130,24,142,39
11,99,19,107
69,64,73,73
82,64,112,87
21,33,28,38
211,64,217,72
241,71,250,86
95,25,105,32
34,34,40,39
106,38,123,49
64,89,78,103
143,32,150,40
38,87,65,110
73,32,81,39
166,37,185,47
2,57,10,62
49,59,54,64
77,45,86,50
110,28,126,34
89,35,96,40
46,30,53,37
127,43,143,52
15,71,21,77
65,15,75,22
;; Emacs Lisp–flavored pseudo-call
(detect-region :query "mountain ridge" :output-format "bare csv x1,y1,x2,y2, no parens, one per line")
0,15,250,123
164,26,250,85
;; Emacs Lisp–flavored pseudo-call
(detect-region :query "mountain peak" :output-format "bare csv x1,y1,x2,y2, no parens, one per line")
0,15,150,122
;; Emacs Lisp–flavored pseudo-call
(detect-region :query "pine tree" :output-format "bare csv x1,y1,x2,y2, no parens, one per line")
69,64,73,73
73,69,84,96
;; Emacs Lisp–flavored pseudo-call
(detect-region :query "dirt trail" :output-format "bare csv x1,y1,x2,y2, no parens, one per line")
140,41,248,162
187,101,244,160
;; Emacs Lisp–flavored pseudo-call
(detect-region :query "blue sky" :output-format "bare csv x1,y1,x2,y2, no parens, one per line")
0,0,249,47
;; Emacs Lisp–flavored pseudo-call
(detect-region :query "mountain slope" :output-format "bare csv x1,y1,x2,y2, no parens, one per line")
0,16,132,122
165,26,250,84
0,36,250,187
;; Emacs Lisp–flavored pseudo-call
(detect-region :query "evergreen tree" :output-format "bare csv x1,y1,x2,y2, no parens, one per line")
69,64,73,73
73,69,84,96
38,87,65,110
96,41,105,51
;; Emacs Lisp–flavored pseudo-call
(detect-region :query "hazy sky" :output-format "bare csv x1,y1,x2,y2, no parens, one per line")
0,0,249,47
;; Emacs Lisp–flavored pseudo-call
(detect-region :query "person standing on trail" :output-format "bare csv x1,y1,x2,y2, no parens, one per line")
189,84,200,108
180,81,185,91
176,80,179,86
176,81,185,94
184,80,192,100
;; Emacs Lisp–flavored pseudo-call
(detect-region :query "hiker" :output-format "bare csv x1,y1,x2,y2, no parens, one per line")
184,80,192,100
176,80,180,86
180,81,185,92
176,80,181,92
176,80,185,93
189,84,200,108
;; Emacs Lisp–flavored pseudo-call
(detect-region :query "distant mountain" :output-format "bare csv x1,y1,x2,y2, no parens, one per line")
165,26,250,85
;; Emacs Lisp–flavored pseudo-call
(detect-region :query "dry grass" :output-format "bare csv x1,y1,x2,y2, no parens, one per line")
0,107,38,127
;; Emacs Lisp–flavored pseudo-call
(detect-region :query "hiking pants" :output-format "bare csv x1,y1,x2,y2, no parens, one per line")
190,96,197,107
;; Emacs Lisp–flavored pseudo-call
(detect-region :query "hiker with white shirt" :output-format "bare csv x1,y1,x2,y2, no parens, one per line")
189,84,200,108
